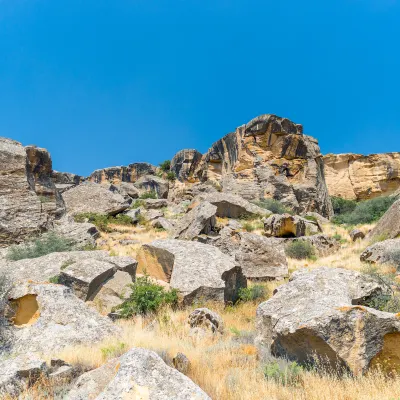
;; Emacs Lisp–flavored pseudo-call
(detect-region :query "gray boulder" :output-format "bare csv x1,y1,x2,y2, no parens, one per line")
134,175,169,199
151,217,175,231
263,213,321,237
62,182,130,216
173,202,217,240
360,239,400,265
137,239,246,304
143,199,169,209
67,348,210,400
350,229,365,242
368,199,400,240
125,208,141,223
256,267,400,375
188,308,224,334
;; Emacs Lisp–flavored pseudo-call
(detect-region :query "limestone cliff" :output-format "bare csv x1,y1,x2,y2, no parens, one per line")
89,163,157,184
323,153,400,200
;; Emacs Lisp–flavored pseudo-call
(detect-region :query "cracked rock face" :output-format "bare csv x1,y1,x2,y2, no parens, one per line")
171,149,203,182
263,213,321,238
368,199,400,240
256,267,400,376
360,239,400,265
136,239,246,304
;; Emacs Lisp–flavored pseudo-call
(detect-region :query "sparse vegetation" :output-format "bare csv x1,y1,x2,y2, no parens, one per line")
101,342,127,361
7,233,76,261
166,171,176,181
130,199,145,209
263,359,303,386
61,259,75,270
242,219,264,232
285,241,316,260
114,275,179,317
256,199,292,215
139,190,157,199
159,160,171,172
74,212,134,232
332,196,396,225
238,285,268,303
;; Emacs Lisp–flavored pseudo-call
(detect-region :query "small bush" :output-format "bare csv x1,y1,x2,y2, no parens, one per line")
159,160,171,172
113,213,134,226
7,233,76,261
238,285,268,302
101,342,127,361
332,196,396,225
74,213,110,231
131,199,145,209
331,196,357,215
166,171,176,181
114,275,179,317
264,360,303,386
285,241,316,260
139,190,157,199
256,199,292,215
242,222,255,232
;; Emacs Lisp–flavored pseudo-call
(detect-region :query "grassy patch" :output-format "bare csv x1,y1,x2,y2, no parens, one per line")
285,241,316,261
139,190,158,199
255,199,293,215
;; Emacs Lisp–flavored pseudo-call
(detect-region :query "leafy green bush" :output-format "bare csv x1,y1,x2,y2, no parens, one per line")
166,171,176,181
238,285,268,302
139,190,157,199
114,275,179,317
332,196,396,225
113,213,134,226
159,160,171,172
256,199,292,215
264,360,303,386
285,241,316,260
331,196,357,215
7,233,76,261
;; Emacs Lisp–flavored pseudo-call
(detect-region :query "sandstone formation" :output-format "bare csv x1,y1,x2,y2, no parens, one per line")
67,348,210,400
134,175,169,199
263,213,321,237
136,239,246,304
0,138,62,247
62,182,130,215
171,149,203,182
89,162,157,184
368,199,400,240
190,115,333,218
324,152,400,200
256,267,400,375
3,282,119,355
360,239,400,265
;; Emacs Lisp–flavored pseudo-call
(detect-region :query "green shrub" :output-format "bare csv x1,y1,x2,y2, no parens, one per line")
285,241,316,260
332,196,396,225
256,199,292,215
49,275,60,284
114,275,179,317
159,160,171,172
74,212,110,231
7,233,76,261
113,213,134,226
264,360,303,386
331,196,357,215
238,285,268,302
139,190,157,199
242,222,255,232
304,215,318,223
166,171,176,181
131,199,145,209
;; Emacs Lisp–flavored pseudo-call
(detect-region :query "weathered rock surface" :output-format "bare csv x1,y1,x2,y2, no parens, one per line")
360,239,400,265
324,153,400,200
89,163,157,184
171,149,203,182
191,192,269,219
0,138,61,247
368,199,400,240
151,217,175,231
67,348,210,400
62,182,130,215
256,267,400,375
173,353,190,374
264,213,321,237
0,353,47,398
52,171,84,186
143,198,169,209
4,282,119,355
134,175,169,199
137,239,246,304
350,229,365,242
191,115,333,218
110,182,140,199
188,308,224,334
173,202,217,240
125,208,141,223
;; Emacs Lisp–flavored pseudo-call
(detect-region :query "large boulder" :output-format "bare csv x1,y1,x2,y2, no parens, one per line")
0,138,62,247
323,152,400,201
256,267,400,375
89,163,157,184
3,282,119,355
263,213,321,237
191,192,269,219
0,353,47,398
136,239,246,304
134,175,169,199
360,239,400,265
171,149,203,182
62,182,130,215
173,202,217,240
368,199,400,240
67,348,210,399
192,114,333,218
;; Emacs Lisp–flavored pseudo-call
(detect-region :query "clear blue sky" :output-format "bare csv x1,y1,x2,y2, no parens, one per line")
0,0,399,176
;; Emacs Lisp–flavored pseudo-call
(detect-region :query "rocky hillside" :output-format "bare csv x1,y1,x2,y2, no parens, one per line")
324,152,400,200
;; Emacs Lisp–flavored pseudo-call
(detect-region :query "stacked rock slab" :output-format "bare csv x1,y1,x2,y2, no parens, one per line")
191,114,333,218
0,138,62,247
136,239,246,304
171,149,203,182
324,152,400,200
256,267,400,376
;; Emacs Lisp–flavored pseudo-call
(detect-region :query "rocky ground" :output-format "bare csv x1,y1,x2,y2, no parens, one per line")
0,114,400,400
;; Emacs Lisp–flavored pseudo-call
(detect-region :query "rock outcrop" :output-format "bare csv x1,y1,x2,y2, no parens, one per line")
137,239,246,304
171,149,203,182
89,163,157,184
134,175,169,199
190,115,333,218
256,267,400,375
360,239,400,265
368,199,400,240
0,138,62,247
188,308,224,334
67,348,210,399
263,214,321,237
324,153,400,200
62,182,130,215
